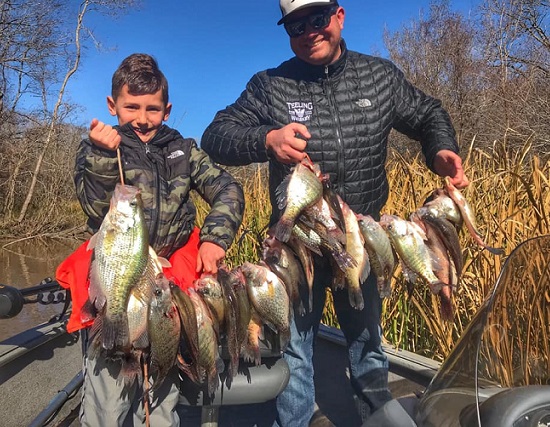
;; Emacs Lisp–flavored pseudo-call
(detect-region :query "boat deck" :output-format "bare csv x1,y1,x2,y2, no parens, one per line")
0,321,438,427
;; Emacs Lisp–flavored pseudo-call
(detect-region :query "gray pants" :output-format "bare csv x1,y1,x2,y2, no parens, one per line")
79,330,180,427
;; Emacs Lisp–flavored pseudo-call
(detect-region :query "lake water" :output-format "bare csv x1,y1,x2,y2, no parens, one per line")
0,238,81,342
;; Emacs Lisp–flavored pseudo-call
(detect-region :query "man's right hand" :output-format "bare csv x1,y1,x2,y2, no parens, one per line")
89,118,121,151
265,123,310,164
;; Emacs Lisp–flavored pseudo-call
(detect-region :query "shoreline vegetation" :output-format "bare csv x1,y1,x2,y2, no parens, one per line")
4,139,546,362
1,0,548,362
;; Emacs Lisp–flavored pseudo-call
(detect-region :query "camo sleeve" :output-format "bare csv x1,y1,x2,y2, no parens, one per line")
74,139,119,231
189,140,245,251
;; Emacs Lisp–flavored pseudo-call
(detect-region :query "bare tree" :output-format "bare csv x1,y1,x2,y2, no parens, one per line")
479,0,550,154
383,0,486,151
0,0,140,233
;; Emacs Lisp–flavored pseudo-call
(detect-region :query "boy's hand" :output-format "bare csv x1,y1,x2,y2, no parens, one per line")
196,241,226,276
89,118,121,151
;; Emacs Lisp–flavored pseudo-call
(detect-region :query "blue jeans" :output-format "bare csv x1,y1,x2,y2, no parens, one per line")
275,258,392,426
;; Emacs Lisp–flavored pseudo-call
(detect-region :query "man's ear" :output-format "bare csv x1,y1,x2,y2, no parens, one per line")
163,102,172,121
107,96,117,116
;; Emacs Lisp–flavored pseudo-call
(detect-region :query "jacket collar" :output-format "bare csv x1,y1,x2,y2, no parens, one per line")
117,123,175,147
294,39,348,80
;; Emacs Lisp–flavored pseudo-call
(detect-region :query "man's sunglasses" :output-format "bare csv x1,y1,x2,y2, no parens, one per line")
283,6,338,38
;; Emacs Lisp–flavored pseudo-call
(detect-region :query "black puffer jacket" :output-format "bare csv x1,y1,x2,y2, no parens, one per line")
202,40,458,222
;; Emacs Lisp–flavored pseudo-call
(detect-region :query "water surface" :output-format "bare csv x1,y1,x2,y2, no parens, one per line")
0,238,81,342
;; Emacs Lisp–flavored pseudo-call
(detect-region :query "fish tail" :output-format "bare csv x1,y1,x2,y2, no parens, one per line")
484,244,505,255
438,288,455,321
427,281,447,295
377,278,392,298
274,217,294,242
279,328,291,352
348,288,364,310
118,351,143,387
101,313,129,350
242,343,261,366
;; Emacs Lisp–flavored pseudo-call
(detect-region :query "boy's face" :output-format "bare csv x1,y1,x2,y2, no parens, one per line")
107,84,171,143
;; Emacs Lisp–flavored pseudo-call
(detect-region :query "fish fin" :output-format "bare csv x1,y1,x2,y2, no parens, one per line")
157,256,172,268
275,173,291,211
332,249,357,271
87,233,98,250
348,288,365,310
80,298,97,324
359,251,371,284
400,262,418,283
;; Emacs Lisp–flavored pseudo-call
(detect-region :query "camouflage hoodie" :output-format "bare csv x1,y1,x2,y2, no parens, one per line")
74,123,244,258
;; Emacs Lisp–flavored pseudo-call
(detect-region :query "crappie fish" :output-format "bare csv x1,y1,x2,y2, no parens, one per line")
302,197,346,244
287,235,315,312
188,288,222,397
195,275,225,329
241,262,291,350
243,310,264,366
380,214,446,295
293,220,356,272
320,173,346,235
410,212,456,321
171,285,200,384
275,161,323,242
87,183,149,351
127,247,172,350
217,266,250,355
216,266,240,382
357,214,396,298
444,177,504,255
262,234,307,316
415,206,463,285
423,188,463,227
147,274,181,392
340,199,370,310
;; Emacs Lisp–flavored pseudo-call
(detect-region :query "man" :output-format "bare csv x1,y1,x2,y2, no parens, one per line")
201,1,468,425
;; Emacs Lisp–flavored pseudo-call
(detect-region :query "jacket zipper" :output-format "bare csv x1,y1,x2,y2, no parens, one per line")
324,65,345,197
143,141,161,245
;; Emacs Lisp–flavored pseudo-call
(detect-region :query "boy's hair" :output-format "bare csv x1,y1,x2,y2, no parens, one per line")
111,53,169,104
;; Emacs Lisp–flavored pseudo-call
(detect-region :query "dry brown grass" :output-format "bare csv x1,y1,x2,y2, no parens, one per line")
196,139,550,361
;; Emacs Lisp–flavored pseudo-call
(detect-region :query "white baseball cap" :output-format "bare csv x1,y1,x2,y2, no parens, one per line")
277,0,338,25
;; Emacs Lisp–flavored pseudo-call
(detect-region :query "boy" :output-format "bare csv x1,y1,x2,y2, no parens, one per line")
56,53,245,426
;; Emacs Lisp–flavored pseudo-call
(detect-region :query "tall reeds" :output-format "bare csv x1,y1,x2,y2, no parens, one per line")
195,139,550,361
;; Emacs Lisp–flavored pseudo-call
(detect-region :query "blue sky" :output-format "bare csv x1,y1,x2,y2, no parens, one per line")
68,1,480,142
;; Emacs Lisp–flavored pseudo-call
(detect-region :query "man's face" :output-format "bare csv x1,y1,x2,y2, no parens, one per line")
287,6,345,66
107,84,171,143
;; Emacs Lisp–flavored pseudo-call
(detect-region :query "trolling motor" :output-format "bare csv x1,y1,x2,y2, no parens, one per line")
0,278,67,319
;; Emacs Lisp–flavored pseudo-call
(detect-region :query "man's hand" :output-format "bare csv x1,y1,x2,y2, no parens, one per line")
433,149,470,189
265,123,310,164
196,241,226,276
89,118,121,151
